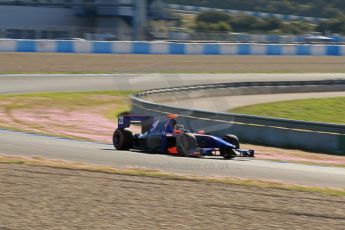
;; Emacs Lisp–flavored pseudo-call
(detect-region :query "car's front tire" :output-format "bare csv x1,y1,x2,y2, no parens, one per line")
113,129,133,150
220,148,237,159
220,134,240,159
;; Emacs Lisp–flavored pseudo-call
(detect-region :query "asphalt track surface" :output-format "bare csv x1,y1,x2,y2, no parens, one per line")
1,73,345,93
1,73,345,188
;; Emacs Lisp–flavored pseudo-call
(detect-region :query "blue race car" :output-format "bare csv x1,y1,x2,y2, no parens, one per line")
113,115,254,159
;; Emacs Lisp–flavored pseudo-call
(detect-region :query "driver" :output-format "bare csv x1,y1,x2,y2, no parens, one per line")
174,124,185,134
161,117,177,153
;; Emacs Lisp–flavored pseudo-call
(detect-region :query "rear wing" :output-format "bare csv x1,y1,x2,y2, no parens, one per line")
118,115,154,133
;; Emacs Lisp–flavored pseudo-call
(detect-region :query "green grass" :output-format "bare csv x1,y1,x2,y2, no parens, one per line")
0,91,132,101
0,91,133,140
231,97,345,125
0,90,133,121
0,90,132,110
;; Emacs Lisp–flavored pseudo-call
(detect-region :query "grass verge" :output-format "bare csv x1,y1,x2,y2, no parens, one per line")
0,91,132,114
0,91,133,142
1,155,344,197
231,97,345,124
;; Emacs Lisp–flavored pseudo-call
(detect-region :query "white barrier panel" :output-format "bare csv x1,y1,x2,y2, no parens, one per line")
112,42,132,54
251,44,266,55
219,44,238,55
36,40,56,52
0,39,16,52
281,45,297,55
311,45,326,56
74,41,92,53
185,43,204,55
150,42,169,54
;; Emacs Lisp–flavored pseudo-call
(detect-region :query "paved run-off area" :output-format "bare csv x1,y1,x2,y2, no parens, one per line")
1,163,345,230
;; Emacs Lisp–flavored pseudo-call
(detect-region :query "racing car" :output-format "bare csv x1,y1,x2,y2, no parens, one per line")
113,115,254,159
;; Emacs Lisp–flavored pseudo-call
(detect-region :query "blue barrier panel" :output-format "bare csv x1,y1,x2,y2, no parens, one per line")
331,36,342,42
336,36,345,42
313,18,319,23
57,41,74,53
253,12,260,17
326,45,341,56
16,40,36,52
132,42,150,54
297,45,311,55
267,45,282,55
238,44,251,55
169,43,185,54
93,42,112,54
296,36,305,43
266,35,280,43
203,44,220,55
238,34,250,42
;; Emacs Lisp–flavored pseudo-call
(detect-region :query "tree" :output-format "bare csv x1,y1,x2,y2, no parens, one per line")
318,14,345,34
166,0,345,18
192,6,321,34
196,11,231,23
194,21,232,32
228,14,258,32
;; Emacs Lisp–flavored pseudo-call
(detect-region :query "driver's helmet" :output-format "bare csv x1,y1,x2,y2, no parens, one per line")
175,124,185,131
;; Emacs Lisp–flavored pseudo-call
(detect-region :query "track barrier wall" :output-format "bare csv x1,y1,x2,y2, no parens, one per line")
131,80,345,155
1,39,345,56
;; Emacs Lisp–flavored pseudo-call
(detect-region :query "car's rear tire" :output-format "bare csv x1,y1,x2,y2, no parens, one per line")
223,134,240,149
176,133,199,156
113,129,133,150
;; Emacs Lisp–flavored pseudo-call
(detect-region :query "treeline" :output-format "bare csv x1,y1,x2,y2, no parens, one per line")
166,0,345,18
193,11,345,35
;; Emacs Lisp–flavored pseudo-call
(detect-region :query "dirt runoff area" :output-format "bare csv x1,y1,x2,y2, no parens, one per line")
1,52,345,73
0,163,344,230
